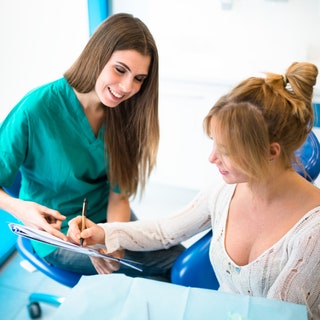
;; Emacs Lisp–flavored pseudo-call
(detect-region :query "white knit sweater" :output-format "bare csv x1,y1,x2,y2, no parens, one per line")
100,182,320,319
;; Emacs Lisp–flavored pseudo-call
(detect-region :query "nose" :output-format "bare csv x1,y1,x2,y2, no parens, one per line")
208,145,218,164
119,76,134,93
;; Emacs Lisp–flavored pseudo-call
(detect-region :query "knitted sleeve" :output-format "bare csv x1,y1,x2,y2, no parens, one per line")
99,184,221,253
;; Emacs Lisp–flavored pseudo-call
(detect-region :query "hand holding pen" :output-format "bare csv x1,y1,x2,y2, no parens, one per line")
80,198,88,246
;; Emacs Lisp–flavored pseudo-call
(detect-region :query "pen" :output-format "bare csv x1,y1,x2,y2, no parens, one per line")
80,198,88,247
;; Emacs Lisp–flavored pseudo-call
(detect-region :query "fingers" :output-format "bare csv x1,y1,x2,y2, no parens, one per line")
45,226,68,241
67,217,94,245
111,249,125,259
38,207,66,232
67,217,105,246
33,219,67,240
68,216,93,230
67,216,83,243
68,216,82,229
44,208,66,221
90,256,120,274
41,207,66,224
24,205,67,240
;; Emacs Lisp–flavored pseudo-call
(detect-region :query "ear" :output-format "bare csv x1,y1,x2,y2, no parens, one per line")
269,142,281,160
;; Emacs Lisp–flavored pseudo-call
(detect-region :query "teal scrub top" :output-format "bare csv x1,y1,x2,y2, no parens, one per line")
0,78,113,257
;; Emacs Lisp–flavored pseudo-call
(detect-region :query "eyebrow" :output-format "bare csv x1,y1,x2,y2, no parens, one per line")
116,61,148,77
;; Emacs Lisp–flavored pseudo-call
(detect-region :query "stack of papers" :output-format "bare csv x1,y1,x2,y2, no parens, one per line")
9,223,142,271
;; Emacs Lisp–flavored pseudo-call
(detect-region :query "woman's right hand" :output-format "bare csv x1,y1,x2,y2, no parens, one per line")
11,198,67,240
67,216,106,246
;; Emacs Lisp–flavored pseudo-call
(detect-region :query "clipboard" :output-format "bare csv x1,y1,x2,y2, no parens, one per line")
9,223,143,272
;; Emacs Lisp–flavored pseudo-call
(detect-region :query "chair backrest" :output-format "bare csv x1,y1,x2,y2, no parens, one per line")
294,130,320,182
171,230,219,290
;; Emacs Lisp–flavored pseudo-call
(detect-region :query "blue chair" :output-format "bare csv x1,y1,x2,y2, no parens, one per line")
171,130,320,290
0,209,19,266
294,130,320,182
171,230,219,290
0,171,21,266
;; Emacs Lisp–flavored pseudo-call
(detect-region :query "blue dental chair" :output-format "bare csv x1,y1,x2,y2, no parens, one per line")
294,130,320,182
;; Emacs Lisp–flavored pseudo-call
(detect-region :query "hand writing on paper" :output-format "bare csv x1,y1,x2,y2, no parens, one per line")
67,216,105,246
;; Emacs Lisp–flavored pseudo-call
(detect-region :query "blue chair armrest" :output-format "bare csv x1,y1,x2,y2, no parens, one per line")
16,236,81,288
171,230,219,290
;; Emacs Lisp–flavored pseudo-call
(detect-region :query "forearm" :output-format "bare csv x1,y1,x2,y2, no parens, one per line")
100,192,212,253
99,220,172,252
0,187,66,238
107,191,131,222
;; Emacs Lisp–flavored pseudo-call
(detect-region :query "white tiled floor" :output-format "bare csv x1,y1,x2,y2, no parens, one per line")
0,252,71,320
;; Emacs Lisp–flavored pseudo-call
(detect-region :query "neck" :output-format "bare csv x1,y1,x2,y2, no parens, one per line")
241,168,299,205
74,89,102,112
73,89,105,136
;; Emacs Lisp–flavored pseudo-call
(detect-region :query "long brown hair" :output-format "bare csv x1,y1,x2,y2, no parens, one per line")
64,13,159,197
204,62,318,182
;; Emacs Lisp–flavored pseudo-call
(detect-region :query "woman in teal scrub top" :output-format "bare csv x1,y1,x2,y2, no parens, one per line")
0,13,184,280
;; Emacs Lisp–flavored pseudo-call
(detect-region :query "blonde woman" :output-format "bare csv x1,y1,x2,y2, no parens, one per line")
69,62,320,318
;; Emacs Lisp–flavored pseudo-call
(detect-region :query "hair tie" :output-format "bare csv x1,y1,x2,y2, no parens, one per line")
282,74,287,86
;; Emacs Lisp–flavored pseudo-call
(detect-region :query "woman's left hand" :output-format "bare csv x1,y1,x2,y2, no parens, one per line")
90,249,125,274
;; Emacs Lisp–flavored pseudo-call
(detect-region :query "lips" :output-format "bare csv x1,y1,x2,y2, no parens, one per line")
108,87,124,99
218,168,228,175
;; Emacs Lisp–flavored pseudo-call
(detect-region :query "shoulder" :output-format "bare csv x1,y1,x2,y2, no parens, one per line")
2,78,73,131
10,79,58,107
12,78,72,116
208,182,236,206
22,78,69,104
297,207,320,229
199,181,235,216
288,207,320,248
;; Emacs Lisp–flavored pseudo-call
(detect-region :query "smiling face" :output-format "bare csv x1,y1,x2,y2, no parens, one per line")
95,50,151,107
208,140,249,185
208,117,249,184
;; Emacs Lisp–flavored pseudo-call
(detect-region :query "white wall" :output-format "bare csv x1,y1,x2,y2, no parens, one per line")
0,0,89,121
113,0,320,190
113,0,320,88
1,0,320,190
